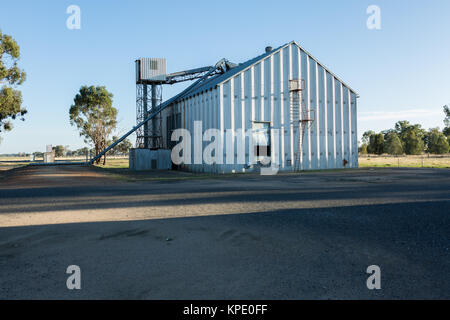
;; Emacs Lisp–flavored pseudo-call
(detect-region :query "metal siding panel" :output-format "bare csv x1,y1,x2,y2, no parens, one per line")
315,63,321,169
323,71,330,168
290,45,299,167
189,96,194,171
254,63,261,122
277,50,285,168
228,78,235,168
191,96,196,171
234,75,242,131
213,90,217,135
240,73,246,172
211,90,215,131
232,75,240,171
245,68,253,165
334,79,343,168
272,53,281,168
191,95,196,171
183,99,188,170
200,93,207,171
282,46,291,169
351,92,358,167
184,101,187,171
194,94,200,171
213,88,219,174
261,60,266,121
347,88,353,168
326,72,336,168
249,67,254,124
318,65,327,169
202,92,209,173
205,90,210,131
162,107,168,148
193,94,197,123
264,57,271,123
219,84,225,173
301,50,311,170
309,57,318,170
342,86,350,167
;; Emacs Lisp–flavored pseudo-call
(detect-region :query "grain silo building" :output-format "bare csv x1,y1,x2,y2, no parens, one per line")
156,40,358,173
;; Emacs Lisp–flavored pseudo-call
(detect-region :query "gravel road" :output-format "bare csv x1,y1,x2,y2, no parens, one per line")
0,166,449,299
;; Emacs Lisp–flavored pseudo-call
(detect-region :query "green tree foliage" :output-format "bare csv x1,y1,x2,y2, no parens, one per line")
394,121,425,155
76,147,90,156
362,130,375,145
69,86,117,164
360,131,375,155
108,136,132,155
53,145,65,157
365,117,449,155
0,30,27,135
402,129,424,155
444,127,450,137
426,128,449,154
394,121,411,136
384,132,403,155
359,143,368,154
395,121,423,141
368,133,384,155
443,105,450,137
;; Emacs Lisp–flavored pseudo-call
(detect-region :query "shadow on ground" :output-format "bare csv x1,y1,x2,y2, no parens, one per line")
0,166,449,299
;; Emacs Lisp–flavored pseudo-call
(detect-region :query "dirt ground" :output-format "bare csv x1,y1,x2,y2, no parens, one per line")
0,165,449,299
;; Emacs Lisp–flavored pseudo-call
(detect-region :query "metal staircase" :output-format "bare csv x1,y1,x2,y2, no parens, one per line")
289,79,314,172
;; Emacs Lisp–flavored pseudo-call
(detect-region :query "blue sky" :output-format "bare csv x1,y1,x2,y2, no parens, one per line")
1,0,449,153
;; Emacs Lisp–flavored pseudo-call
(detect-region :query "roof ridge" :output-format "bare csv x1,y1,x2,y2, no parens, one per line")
167,40,358,106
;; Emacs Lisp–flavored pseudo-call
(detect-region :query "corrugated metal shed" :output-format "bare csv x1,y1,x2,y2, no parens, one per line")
159,40,358,174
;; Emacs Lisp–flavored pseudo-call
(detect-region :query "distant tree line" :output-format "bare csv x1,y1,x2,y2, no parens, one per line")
28,140,132,159
360,106,450,155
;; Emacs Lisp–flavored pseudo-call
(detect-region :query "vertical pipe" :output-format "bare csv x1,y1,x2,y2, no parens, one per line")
143,84,149,149
151,84,157,149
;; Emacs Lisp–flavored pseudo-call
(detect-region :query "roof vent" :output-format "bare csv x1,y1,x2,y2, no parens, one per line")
265,46,273,53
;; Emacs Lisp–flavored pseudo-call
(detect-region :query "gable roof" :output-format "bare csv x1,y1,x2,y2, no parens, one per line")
162,40,358,110
290,40,358,96
183,42,286,98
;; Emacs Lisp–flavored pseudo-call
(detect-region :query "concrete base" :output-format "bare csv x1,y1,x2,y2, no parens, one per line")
129,148,172,171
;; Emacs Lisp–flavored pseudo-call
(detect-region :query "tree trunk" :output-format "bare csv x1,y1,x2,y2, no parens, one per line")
95,145,101,164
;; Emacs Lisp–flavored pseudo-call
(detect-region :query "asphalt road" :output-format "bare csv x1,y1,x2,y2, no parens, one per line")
0,165,449,299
